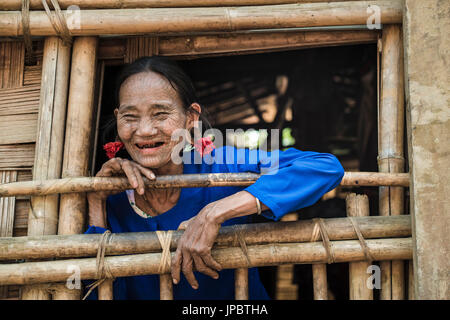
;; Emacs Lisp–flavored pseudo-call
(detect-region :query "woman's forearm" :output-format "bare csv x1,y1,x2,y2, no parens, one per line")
208,191,269,225
87,194,108,229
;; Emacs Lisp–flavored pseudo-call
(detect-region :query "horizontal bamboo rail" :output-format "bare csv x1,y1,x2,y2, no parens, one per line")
0,238,413,286
0,1,403,37
0,215,410,261
0,172,410,197
0,0,360,10
98,30,379,60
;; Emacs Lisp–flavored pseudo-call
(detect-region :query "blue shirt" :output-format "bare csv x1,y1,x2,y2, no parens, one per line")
85,146,344,299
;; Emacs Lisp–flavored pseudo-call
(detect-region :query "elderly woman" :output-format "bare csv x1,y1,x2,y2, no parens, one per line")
86,56,344,300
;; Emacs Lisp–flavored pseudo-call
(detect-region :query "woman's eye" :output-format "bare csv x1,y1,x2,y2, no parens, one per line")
122,114,138,120
154,112,169,117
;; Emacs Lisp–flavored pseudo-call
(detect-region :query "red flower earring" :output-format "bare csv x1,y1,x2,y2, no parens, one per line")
103,141,124,159
194,136,215,157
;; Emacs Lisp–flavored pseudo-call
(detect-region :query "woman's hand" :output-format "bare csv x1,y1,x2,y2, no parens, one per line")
171,202,223,290
87,157,155,227
170,191,268,289
95,157,156,198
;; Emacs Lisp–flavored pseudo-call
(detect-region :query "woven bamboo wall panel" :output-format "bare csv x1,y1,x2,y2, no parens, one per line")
0,113,38,145
0,144,35,169
0,42,24,88
12,199,29,237
23,65,42,86
0,85,41,116
0,170,18,237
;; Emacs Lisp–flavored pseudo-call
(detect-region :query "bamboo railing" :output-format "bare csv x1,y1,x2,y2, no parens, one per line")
0,215,411,261
0,0,363,10
0,1,403,37
0,221,412,286
0,172,410,197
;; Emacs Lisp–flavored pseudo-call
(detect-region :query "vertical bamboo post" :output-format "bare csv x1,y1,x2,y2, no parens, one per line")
98,279,114,300
378,24,405,300
235,268,249,300
408,261,414,300
159,274,173,300
52,37,98,300
312,264,328,300
21,37,71,300
346,193,373,300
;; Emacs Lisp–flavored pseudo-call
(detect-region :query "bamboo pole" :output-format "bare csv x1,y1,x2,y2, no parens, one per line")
159,274,173,300
235,268,249,300
21,37,71,300
0,1,403,37
0,172,410,197
378,24,405,300
0,238,413,286
0,216,411,261
0,0,361,10
54,36,98,300
312,264,328,300
158,30,379,58
98,279,114,300
408,261,414,300
346,193,373,300
98,30,379,61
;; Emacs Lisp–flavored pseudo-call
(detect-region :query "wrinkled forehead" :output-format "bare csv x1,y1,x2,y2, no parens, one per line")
118,71,182,108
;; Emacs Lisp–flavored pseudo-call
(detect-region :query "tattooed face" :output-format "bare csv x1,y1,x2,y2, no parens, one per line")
115,71,198,169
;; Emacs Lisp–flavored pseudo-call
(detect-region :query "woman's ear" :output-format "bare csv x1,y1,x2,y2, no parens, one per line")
187,103,201,129
114,108,119,119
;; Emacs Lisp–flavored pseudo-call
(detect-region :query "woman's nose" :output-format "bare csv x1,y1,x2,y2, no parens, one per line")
136,118,158,136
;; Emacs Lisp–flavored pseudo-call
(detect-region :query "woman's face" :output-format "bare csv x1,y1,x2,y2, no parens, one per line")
115,71,197,169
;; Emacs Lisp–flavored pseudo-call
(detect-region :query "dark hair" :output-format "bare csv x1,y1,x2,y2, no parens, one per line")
102,56,210,146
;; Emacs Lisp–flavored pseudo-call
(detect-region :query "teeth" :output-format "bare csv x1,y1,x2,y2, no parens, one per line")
137,142,163,149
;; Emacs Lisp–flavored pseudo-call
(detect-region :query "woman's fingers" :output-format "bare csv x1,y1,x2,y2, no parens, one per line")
132,166,145,195
98,157,123,176
136,164,156,181
121,160,139,190
181,251,198,290
192,254,219,280
201,254,223,272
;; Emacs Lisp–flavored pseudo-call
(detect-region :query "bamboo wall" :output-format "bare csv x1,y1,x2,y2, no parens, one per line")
0,40,43,299
0,0,440,300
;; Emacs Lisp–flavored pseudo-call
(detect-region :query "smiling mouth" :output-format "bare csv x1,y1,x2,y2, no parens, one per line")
135,142,165,149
